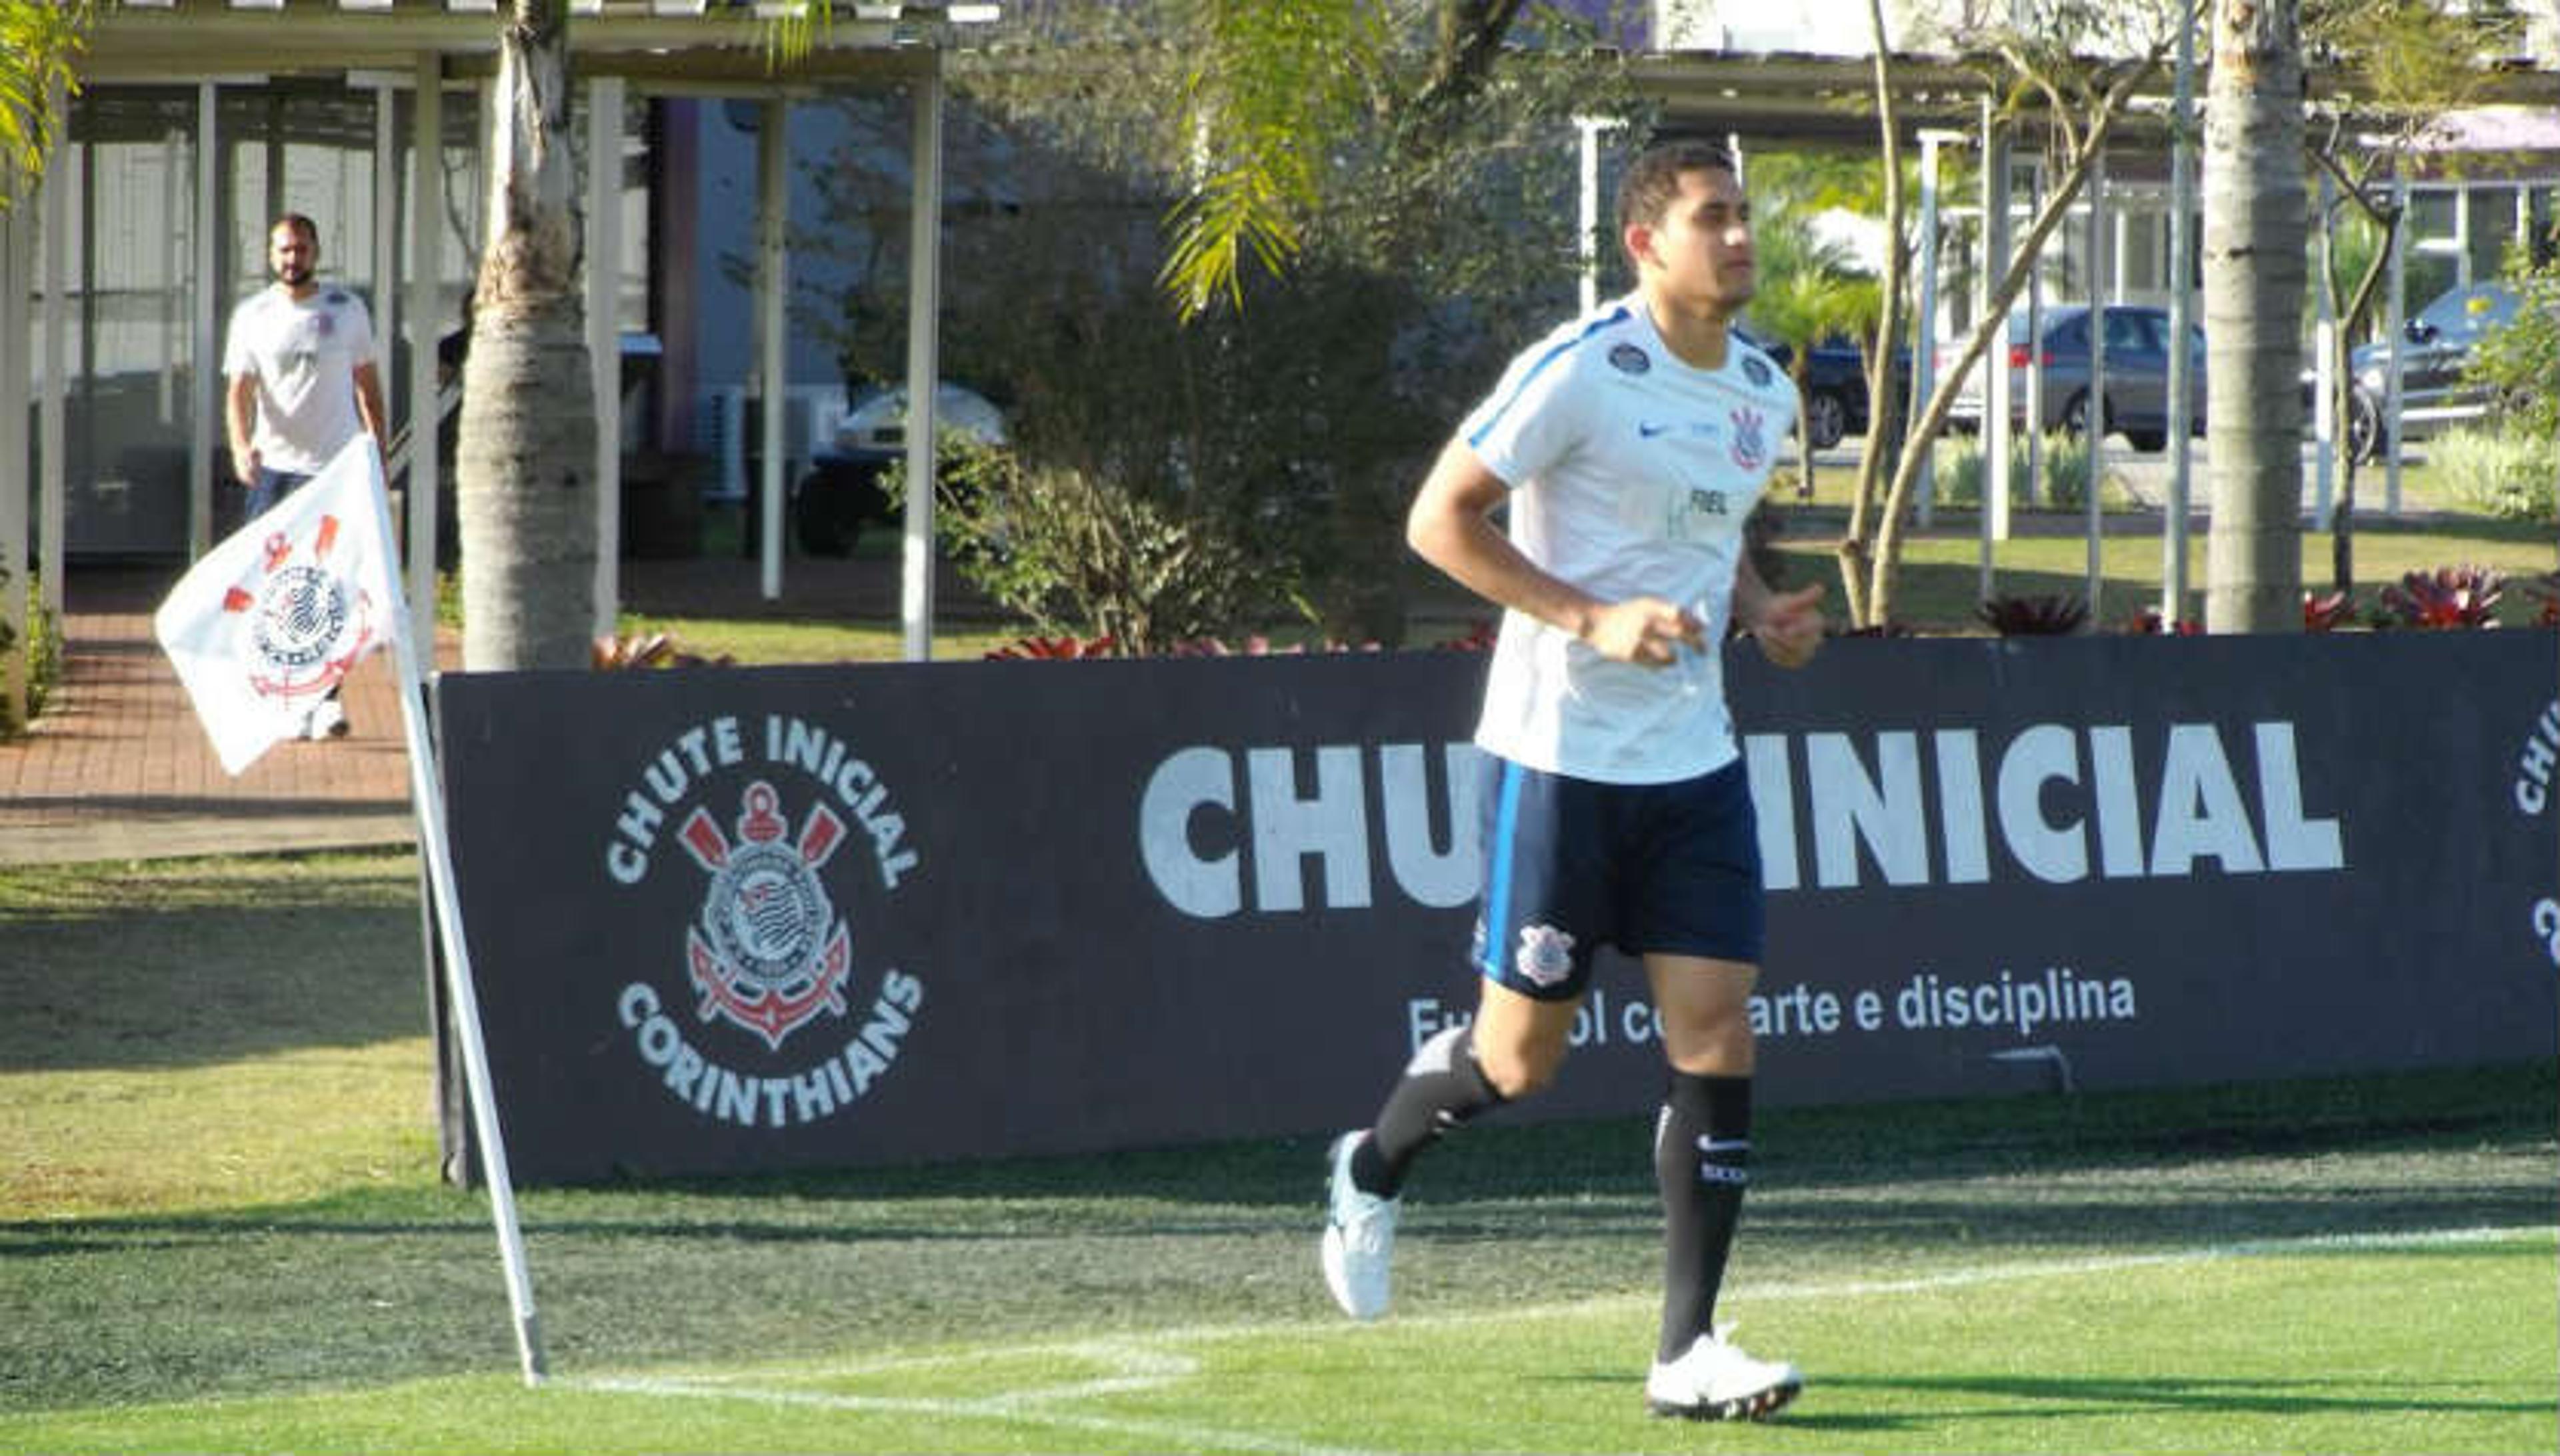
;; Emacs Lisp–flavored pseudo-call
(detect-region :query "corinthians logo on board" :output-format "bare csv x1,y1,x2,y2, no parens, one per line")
603,713,926,1129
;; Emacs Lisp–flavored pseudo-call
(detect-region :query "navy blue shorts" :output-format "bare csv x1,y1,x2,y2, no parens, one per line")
1469,755,1765,1002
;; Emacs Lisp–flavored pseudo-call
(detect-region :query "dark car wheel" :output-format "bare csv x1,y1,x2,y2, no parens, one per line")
1805,389,1849,451
2346,389,2384,465
2125,427,2167,453
2059,391,2095,440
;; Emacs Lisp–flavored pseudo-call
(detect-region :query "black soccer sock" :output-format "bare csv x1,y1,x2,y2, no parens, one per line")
1351,1023,1506,1198
1655,1071,1752,1364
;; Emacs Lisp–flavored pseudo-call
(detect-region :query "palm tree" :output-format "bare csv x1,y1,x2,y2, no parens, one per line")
0,0,90,206
2200,0,2307,631
454,0,598,670
1746,215,1871,501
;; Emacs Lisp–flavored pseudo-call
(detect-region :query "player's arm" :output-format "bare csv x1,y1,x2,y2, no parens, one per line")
1405,437,1701,668
1733,553,1825,669
225,371,261,485
353,359,389,453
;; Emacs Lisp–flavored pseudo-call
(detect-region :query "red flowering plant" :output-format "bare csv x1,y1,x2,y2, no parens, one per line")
1976,593,2089,636
2377,565,2505,629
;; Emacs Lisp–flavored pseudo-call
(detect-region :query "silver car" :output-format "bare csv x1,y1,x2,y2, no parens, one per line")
1943,303,2207,453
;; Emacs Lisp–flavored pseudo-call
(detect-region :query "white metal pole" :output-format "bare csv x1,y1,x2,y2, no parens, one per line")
901,55,945,663
2383,173,2407,515
2083,152,2104,621
2312,168,2336,527
587,75,626,638
357,440,547,1388
1576,116,1603,317
1913,130,1960,530
756,97,787,603
2162,2,2197,626
1981,99,2011,598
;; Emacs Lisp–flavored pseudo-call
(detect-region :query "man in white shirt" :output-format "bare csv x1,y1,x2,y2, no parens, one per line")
1319,137,1826,1422
223,213,388,740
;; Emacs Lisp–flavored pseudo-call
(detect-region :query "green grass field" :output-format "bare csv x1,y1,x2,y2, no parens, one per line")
5,855,2555,1455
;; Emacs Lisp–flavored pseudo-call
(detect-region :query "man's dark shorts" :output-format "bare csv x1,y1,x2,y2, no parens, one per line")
1469,753,1765,1001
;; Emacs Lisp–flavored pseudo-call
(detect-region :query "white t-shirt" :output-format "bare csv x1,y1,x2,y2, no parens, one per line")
223,284,375,474
1459,293,1798,785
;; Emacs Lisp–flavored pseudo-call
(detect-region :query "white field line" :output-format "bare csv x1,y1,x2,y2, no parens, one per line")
571,1221,2551,1454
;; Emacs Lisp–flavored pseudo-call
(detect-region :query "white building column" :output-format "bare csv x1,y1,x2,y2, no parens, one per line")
190,80,219,559
407,56,445,663
371,77,399,408
39,73,69,625
1,195,29,719
585,74,625,637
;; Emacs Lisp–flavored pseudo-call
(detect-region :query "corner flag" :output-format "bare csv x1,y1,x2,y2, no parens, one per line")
153,440,400,775
152,435,549,1386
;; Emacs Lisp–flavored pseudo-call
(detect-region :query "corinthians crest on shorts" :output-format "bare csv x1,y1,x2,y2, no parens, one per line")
678,780,854,1050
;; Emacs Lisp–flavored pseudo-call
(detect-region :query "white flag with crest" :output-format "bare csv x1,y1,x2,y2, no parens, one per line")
154,436,404,775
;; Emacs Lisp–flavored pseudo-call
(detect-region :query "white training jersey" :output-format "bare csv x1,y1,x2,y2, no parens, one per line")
223,284,375,474
1459,293,1797,785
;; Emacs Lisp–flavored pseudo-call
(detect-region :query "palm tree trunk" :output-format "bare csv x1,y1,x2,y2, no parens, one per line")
2201,0,2306,632
457,0,599,670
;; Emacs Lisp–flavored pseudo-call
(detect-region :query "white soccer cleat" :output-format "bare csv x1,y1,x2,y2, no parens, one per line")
1645,1326,1802,1421
1319,1131,1398,1321
305,697,348,740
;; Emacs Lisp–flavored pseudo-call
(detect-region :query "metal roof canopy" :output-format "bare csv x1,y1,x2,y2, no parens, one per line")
7,0,995,669
1630,47,2560,152
85,1,981,85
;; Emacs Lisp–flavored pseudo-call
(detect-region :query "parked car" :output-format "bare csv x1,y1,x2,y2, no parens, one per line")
793,382,1008,556
1733,323,1875,451
1943,303,2206,453
2333,281,2522,463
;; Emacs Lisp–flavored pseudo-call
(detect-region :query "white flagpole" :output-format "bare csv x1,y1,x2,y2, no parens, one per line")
357,441,549,1386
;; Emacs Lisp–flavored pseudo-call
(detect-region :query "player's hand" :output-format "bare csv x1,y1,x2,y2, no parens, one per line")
1583,597,1705,668
1749,583,1825,669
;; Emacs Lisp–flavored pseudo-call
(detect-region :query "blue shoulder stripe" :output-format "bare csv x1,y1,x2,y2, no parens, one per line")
1465,305,1632,451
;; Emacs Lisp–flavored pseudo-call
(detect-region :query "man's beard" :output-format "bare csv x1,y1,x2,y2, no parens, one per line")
275,263,313,287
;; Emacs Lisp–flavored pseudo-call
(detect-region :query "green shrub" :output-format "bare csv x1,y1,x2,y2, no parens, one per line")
1933,431,2143,513
889,434,1278,657
2431,427,2556,523
0,567,62,737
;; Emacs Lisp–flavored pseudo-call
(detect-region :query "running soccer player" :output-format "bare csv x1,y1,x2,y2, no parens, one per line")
1318,135,1825,1421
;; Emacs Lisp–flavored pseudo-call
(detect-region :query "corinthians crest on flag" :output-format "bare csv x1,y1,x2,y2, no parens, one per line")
154,436,403,775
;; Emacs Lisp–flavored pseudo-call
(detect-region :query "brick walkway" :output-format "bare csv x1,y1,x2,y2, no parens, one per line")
0,553,989,867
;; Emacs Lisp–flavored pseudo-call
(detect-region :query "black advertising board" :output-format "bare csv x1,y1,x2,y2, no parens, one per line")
434,633,2558,1183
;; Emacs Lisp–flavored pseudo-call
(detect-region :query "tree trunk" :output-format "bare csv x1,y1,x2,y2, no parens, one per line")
457,0,598,670
1839,0,1905,629
2201,0,2305,633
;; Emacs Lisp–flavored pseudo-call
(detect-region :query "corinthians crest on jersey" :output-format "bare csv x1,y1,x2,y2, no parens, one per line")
603,712,927,1129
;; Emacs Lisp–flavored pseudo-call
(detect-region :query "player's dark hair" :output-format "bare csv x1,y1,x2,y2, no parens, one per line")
271,213,321,247
1615,137,1739,240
